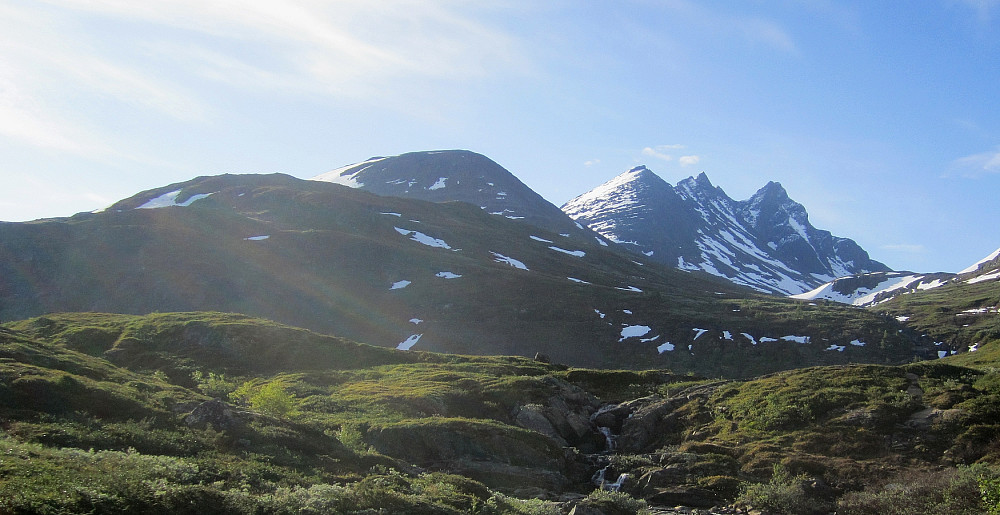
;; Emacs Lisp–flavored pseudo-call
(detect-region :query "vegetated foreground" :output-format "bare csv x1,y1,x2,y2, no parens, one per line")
2,312,1000,514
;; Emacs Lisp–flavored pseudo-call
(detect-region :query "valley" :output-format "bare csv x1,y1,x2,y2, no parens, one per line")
0,149,997,513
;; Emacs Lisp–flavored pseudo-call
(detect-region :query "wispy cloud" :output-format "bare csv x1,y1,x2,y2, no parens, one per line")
0,0,530,157
679,155,700,166
584,159,601,167
950,147,1000,177
642,144,685,162
654,0,799,54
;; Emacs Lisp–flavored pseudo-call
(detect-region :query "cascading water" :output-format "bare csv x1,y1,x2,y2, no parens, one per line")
598,426,616,452
591,466,628,492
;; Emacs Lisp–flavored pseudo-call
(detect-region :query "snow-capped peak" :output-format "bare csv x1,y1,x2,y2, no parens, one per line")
563,165,888,295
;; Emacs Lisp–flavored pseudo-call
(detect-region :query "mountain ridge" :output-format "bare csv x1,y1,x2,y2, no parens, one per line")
562,165,889,295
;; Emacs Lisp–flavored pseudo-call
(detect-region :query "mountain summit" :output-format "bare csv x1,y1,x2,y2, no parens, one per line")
562,166,889,295
313,150,590,237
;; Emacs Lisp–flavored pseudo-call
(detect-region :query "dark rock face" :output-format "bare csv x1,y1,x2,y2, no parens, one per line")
563,167,889,295
184,399,246,431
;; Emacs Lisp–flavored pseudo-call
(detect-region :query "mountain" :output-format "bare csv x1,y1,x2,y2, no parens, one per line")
870,246,1000,356
792,246,1000,307
790,271,954,306
313,149,596,240
0,171,928,376
561,166,889,295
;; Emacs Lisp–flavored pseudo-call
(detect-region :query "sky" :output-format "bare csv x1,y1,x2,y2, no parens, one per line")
1,0,999,274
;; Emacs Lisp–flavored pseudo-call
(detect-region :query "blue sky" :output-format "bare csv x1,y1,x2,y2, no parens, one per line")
1,0,998,273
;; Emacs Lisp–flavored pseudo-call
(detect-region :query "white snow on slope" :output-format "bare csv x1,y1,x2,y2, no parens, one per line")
436,272,462,279
620,325,652,341
616,285,643,292
491,252,528,270
137,190,215,209
549,246,586,257
568,277,591,284
657,342,675,353
397,334,422,350
692,328,708,340
530,235,553,243
244,235,270,241
394,227,452,249
311,157,387,187
390,280,411,290
428,177,448,190
960,247,1000,274
791,274,923,306
968,271,1000,284
781,335,810,344
409,318,423,324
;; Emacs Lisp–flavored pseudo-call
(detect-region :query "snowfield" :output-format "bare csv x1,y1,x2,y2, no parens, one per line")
394,227,453,249
137,190,215,209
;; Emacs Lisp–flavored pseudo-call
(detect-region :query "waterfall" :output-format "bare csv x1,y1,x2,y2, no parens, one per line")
591,466,629,492
598,426,616,452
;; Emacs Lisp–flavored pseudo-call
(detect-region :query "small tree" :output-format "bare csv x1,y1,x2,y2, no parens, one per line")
230,381,299,419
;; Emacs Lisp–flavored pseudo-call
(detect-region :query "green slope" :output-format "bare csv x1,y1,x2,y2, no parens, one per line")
1,312,999,513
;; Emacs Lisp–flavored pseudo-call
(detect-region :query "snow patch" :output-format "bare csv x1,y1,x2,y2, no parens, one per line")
394,227,452,249
390,280,411,290
568,277,591,284
381,212,402,217
396,334,422,350
435,272,462,279
491,251,529,270
692,328,708,340
826,344,846,352
244,235,270,241
616,285,643,292
530,235,554,243
968,271,1000,284
741,333,758,345
780,335,811,344
657,342,675,353
409,318,423,325
849,339,866,347
428,177,448,190
594,309,606,319
137,190,215,209
620,325,652,341
549,246,586,257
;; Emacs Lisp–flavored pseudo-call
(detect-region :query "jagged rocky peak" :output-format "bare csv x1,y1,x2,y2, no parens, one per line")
562,165,889,295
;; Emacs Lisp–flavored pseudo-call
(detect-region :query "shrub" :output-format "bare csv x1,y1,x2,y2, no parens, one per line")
230,381,299,419
192,371,237,399
737,464,830,515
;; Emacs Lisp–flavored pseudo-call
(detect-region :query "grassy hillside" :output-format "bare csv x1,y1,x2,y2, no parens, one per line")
2,312,1000,513
879,276,1000,358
